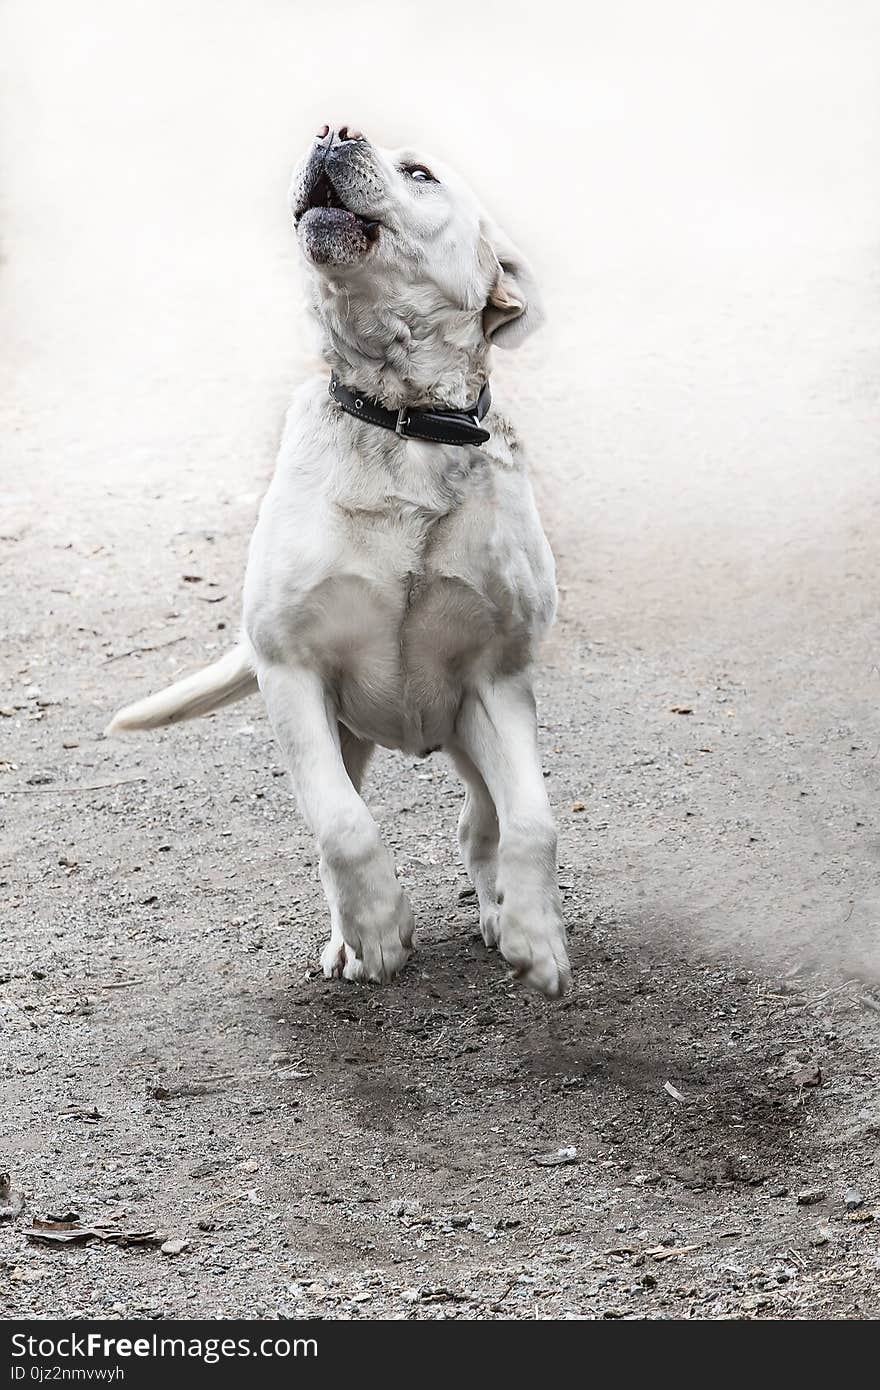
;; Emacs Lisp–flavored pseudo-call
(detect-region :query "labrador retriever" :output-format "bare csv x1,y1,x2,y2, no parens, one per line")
107,126,571,998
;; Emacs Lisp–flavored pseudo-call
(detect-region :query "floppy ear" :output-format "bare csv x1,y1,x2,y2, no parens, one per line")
480,221,545,349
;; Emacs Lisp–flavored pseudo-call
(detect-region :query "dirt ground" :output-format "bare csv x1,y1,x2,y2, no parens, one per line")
2,1,880,1320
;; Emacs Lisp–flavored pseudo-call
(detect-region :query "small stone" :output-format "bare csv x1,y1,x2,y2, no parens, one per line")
796,1187,826,1206
844,1189,864,1211
533,1146,578,1167
769,1186,789,1199
791,1063,822,1088
160,1238,189,1256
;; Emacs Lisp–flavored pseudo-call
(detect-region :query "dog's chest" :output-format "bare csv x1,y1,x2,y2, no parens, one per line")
285,499,527,751
245,412,554,754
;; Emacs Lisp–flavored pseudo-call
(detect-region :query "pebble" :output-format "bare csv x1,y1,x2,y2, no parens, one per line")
843,1188,864,1211
796,1187,826,1206
160,1238,190,1257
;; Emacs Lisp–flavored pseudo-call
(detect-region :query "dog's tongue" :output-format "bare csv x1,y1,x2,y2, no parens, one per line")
302,205,360,227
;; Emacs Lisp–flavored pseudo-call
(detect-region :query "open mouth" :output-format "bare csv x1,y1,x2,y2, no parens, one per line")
295,169,380,241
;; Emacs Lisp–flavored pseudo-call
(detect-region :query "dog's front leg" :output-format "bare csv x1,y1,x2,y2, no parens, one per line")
258,663,413,983
453,675,571,997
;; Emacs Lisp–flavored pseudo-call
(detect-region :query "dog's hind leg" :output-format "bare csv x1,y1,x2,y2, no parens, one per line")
319,726,376,979
453,674,571,998
449,748,501,948
258,663,412,984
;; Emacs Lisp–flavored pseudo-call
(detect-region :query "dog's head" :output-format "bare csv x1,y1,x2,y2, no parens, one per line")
290,126,543,402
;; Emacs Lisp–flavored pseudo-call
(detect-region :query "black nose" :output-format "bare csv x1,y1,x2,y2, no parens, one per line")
315,124,364,148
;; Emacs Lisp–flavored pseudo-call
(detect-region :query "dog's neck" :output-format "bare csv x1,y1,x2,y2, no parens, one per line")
309,275,491,411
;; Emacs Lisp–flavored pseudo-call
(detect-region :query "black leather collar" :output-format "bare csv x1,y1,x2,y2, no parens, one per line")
329,373,491,447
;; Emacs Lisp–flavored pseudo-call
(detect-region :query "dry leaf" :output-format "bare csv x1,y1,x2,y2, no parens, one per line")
25,1219,117,1244
25,1218,162,1247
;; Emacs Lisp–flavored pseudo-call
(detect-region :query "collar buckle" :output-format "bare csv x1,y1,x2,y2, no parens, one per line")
395,406,410,437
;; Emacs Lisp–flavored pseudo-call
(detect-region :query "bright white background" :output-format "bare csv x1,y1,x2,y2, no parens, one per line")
3,0,879,611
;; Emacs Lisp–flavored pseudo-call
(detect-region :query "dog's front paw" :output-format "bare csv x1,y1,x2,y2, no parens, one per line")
354,886,414,983
499,907,571,998
320,928,411,984
321,840,414,985
322,880,414,985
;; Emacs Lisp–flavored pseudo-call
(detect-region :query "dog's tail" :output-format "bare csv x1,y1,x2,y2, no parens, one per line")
104,643,258,735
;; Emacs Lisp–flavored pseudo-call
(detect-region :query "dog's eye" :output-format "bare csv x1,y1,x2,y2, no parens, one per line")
401,164,436,183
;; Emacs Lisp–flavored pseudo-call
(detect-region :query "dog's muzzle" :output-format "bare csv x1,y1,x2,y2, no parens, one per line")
292,127,380,239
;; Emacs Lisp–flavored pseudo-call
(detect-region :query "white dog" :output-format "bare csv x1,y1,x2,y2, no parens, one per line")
108,125,571,998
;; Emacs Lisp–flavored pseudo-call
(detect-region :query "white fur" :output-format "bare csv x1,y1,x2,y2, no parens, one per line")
106,645,256,732
107,131,571,997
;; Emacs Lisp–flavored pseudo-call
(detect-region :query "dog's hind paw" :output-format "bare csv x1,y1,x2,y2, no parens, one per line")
480,903,501,948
